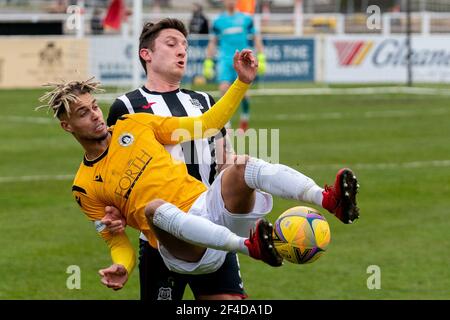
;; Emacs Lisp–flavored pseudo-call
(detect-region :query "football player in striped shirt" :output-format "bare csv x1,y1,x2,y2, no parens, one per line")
39,49,287,292
107,18,246,300
38,50,359,294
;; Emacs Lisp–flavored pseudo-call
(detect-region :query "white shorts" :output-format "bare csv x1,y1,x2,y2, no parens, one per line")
158,169,273,275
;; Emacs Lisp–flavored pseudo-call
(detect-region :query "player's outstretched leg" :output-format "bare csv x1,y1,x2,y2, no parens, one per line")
245,218,283,267
243,157,360,224
321,168,360,224
146,200,283,267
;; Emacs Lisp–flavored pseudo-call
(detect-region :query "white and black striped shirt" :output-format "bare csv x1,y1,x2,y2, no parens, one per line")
107,86,227,188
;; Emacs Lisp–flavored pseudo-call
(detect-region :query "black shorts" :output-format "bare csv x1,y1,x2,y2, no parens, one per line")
139,239,247,300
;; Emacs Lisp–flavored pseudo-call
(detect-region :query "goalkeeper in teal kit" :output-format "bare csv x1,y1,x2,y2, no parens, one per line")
204,0,266,132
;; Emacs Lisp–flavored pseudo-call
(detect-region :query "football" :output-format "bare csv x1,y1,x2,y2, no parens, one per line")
273,206,331,264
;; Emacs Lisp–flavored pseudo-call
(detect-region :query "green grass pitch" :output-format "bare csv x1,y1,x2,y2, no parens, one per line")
0,85,449,299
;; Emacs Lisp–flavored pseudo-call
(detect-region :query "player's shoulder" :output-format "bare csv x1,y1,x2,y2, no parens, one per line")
72,161,92,193
112,88,144,108
108,88,149,126
121,112,157,120
181,88,215,106
116,113,169,134
117,113,164,126
180,87,206,96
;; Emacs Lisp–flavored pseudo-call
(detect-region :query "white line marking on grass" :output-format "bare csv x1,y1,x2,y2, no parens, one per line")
96,86,450,102
5,116,54,124
305,160,450,171
272,108,449,121
248,86,450,96
363,108,449,118
1,160,450,184
8,108,446,125
0,174,73,183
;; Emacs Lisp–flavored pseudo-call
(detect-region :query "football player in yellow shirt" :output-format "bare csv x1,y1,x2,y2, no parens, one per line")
39,50,359,291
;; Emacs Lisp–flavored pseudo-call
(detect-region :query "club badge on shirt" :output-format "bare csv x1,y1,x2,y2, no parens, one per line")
190,98,204,109
118,133,134,147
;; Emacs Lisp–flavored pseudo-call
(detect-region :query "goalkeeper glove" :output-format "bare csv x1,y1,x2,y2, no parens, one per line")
257,53,267,75
203,58,215,80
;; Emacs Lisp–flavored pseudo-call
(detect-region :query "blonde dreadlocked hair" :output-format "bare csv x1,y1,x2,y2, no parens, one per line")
37,77,104,119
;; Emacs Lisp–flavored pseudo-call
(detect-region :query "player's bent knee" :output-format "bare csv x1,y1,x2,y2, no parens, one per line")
234,154,250,164
223,155,252,190
232,155,250,173
144,199,167,220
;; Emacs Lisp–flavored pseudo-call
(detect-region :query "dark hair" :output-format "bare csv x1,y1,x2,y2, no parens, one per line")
139,18,188,73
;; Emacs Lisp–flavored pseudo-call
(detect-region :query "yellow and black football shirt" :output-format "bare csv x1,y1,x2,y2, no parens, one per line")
71,79,249,273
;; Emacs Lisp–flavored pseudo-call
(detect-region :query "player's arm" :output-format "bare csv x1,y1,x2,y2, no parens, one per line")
205,93,236,172
72,187,136,289
98,229,135,277
101,206,126,234
153,78,247,144
154,50,257,144
97,229,135,290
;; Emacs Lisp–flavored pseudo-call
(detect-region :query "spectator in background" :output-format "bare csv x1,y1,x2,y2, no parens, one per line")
189,3,210,35
91,8,104,35
204,0,266,132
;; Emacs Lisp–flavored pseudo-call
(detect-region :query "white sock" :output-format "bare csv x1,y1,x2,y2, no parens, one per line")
244,157,324,207
153,203,249,255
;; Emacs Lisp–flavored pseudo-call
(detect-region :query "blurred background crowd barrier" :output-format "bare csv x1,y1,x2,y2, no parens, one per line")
1,0,450,88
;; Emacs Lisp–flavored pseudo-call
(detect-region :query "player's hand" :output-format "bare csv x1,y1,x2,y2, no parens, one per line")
203,58,215,80
257,53,267,75
102,206,126,234
233,49,258,84
98,264,128,291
